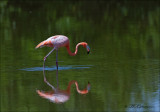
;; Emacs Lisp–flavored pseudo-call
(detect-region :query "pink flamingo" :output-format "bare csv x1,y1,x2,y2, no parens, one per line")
37,80,90,104
35,35,90,89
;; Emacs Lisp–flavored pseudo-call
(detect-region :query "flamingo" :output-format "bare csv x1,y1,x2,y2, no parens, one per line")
36,80,90,104
35,35,90,89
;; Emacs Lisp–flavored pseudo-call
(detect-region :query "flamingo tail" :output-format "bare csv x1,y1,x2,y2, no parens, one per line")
35,40,53,49
37,90,54,98
35,40,46,49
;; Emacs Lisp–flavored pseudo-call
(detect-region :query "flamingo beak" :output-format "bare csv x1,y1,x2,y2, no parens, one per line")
87,82,91,91
86,45,90,54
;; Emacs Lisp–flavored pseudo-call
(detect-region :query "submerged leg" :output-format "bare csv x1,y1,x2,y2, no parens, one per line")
43,48,56,91
56,49,59,88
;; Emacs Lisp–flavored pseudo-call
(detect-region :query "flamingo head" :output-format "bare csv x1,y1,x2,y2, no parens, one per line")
81,42,90,54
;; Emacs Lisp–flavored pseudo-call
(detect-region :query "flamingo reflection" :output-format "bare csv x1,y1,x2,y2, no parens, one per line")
37,80,90,104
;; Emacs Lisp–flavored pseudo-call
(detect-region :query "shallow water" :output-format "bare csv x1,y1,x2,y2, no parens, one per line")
20,65,93,71
0,1,159,112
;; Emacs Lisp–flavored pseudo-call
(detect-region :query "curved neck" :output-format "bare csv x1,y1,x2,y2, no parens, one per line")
66,80,76,93
66,43,82,56
66,80,88,94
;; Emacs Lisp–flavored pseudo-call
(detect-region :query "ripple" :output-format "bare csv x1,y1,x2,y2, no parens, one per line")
20,65,93,71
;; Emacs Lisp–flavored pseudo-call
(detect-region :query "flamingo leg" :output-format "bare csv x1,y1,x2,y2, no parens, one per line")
43,48,56,91
56,49,59,88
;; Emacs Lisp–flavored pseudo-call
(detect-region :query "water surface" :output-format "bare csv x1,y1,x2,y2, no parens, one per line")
0,1,159,112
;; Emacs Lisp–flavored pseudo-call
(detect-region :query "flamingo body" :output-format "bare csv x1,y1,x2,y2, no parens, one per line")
36,35,90,56
36,35,69,49
37,90,69,103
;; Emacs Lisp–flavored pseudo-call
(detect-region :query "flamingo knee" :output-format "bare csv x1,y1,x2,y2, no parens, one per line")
44,56,47,61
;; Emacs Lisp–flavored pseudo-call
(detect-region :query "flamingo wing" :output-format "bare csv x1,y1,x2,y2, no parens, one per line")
35,38,54,49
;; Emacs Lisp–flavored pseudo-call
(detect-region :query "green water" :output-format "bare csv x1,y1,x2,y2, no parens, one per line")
0,1,159,112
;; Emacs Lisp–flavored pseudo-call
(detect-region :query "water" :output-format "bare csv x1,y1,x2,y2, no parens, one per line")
20,65,92,71
0,1,159,111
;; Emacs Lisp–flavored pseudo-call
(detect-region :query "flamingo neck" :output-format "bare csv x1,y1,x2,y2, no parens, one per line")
66,80,76,93
74,82,81,93
66,43,82,56
66,80,88,95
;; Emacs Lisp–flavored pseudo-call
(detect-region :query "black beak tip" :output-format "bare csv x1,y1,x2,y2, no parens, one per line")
87,51,90,54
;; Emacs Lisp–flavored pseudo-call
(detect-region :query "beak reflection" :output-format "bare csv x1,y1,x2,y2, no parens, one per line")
86,45,90,54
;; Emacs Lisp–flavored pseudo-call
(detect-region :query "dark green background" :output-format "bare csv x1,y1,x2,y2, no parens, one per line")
0,1,159,111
